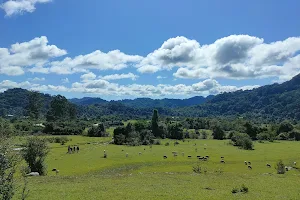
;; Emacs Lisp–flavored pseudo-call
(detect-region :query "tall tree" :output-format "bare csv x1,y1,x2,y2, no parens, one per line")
27,91,43,119
46,95,76,121
151,109,159,137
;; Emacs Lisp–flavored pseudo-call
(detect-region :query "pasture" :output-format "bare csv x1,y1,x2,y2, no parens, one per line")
13,136,300,200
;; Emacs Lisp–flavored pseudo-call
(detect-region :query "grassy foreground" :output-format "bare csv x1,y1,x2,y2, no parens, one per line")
13,136,300,200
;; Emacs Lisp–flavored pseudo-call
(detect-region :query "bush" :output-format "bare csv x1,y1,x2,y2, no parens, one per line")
212,126,225,140
152,139,161,145
231,132,253,150
232,185,249,194
257,131,275,141
22,137,49,176
165,142,170,146
0,137,18,200
276,132,289,140
276,160,285,174
192,164,202,174
46,136,70,144
87,124,109,137
201,130,208,139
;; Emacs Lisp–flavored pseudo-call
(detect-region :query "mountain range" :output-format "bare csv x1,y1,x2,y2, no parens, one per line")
1,73,300,121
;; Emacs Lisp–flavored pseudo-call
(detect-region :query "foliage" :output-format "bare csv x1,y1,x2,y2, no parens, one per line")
277,121,294,134
231,132,253,150
276,160,285,174
0,137,18,200
26,91,44,120
151,109,159,137
45,136,70,144
167,123,184,139
43,121,87,135
212,125,225,140
46,95,77,121
22,137,49,176
87,124,109,137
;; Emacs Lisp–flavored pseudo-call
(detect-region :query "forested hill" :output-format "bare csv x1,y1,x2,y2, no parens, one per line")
178,74,300,121
0,88,52,116
2,73,300,121
69,95,214,108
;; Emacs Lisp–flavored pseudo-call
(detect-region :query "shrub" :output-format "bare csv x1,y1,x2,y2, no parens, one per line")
22,137,49,176
231,132,253,150
192,164,202,174
0,137,18,200
276,160,285,174
165,142,170,146
201,130,208,139
152,139,161,145
257,131,275,141
276,132,289,140
87,124,109,137
174,141,180,145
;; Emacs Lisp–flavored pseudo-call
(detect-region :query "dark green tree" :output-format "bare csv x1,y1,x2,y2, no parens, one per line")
46,95,76,121
244,122,260,140
27,91,43,119
212,125,225,140
167,123,183,139
151,109,159,137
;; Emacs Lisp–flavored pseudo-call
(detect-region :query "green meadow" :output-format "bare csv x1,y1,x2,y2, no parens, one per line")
12,136,300,200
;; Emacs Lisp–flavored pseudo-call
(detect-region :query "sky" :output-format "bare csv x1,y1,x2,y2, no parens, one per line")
0,0,300,100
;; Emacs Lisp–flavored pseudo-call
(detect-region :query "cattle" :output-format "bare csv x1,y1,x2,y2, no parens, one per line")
248,165,252,170
163,155,168,159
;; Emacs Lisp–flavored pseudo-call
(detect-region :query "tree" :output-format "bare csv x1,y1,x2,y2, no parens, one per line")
0,137,18,200
277,121,293,134
244,122,260,140
87,124,108,137
27,91,43,119
212,125,225,140
22,138,49,175
167,123,183,139
46,95,76,121
152,109,159,137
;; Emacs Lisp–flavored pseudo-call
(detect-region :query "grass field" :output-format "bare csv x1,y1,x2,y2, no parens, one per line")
13,136,300,200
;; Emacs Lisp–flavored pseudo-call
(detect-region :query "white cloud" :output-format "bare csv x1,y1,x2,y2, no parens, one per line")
61,78,69,84
80,72,96,81
0,36,66,76
100,73,138,81
29,77,45,81
135,35,300,81
1,0,52,17
157,76,167,79
49,50,142,74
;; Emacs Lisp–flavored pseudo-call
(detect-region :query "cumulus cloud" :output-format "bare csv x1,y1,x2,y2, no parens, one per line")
80,72,96,81
135,35,300,81
49,50,142,74
100,73,138,81
0,36,66,76
1,0,51,17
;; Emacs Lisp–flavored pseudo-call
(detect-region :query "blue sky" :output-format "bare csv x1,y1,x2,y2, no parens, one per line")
0,0,300,100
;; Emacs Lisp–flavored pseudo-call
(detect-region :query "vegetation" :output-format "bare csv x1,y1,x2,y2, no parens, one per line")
22,137,49,175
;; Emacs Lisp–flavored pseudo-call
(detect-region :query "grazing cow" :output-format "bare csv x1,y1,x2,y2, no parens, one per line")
244,161,247,165
248,165,252,170
294,162,297,166
163,155,168,159
197,155,201,158
188,155,192,158
266,163,271,168
139,152,142,155
248,161,251,165
73,146,76,152
205,155,209,159
126,153,128,157
220,160,225,163
76,146,79,153
285,166,289,171
203,157,207,161
52,168,59,175
221,156,224,159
